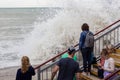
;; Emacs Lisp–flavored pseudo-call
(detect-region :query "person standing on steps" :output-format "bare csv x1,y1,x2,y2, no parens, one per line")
16,56,35,80
51,46,80,80
79,23,94,76
61,46,78,80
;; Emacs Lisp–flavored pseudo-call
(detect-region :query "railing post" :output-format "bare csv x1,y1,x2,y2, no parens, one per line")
37,67,41,80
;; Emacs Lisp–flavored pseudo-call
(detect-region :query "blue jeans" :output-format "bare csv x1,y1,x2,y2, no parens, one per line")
81,47,93,72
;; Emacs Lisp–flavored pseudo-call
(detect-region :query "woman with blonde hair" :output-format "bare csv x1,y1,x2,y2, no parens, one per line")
16,56,35,80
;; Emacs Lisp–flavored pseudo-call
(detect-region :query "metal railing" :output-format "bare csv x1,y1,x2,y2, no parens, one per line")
94,24,120,56
115,43,120,49
104,43,120,80
35,20,120,80
105,67,120,80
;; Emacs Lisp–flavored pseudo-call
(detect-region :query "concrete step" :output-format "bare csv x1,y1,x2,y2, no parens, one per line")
116,49,120,54
80,69,100,80
89,75,100,80
91,69,97,75
80,72,92,80
80,49,120,80
112,58,120,68
110,53,120,59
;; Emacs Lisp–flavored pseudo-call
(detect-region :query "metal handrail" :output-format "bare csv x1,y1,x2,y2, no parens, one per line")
35,20,120,80
94,20,120,35
34,19,120,70
95,25,120,41
104,43,120,80
34,49,68,69
105,69,120,80
115,43,120,49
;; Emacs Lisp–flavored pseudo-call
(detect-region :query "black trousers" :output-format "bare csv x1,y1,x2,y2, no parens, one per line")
81,47,92,72
98,68,104,79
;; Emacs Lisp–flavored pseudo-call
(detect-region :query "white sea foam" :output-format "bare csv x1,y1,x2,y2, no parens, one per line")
19,0,120,63
0,0,120,68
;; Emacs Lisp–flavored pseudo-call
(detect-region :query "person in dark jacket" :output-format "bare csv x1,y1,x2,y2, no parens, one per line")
51,46,80,80
79,23,94,76
16,56,35,80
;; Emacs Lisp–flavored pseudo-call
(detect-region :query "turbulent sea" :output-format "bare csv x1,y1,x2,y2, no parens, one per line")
0,0,120,68
0,8,60,68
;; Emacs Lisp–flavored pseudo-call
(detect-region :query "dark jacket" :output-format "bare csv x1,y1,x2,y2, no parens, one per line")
16,66,35,80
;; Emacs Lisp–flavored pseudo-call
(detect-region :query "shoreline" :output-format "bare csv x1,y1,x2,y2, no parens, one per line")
0,66,19,70
0,66,19,80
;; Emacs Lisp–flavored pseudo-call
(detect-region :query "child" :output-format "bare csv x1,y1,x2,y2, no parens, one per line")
97,49,106,79
103,49,115,78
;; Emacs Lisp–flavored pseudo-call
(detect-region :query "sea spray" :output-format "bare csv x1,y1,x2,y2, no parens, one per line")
19,0,120,63
0,0,119,68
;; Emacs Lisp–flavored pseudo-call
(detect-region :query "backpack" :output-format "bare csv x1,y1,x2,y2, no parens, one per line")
84,31,94,47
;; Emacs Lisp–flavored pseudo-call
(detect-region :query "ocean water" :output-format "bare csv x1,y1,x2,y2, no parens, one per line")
0,0,120,68
0,8,61,68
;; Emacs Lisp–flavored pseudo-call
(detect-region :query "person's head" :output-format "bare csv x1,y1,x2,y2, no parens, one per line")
106,44,115,53
68,46,76,57
101,49,110,59
21,56,30,73
81,23,89,31
101,49,108,57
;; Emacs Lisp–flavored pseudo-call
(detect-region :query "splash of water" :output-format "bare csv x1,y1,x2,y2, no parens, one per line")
19,0,120,63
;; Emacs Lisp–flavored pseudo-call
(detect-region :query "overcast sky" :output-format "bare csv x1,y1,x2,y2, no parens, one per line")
0,0,67,7
0,0,82,7
1,0,118,8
